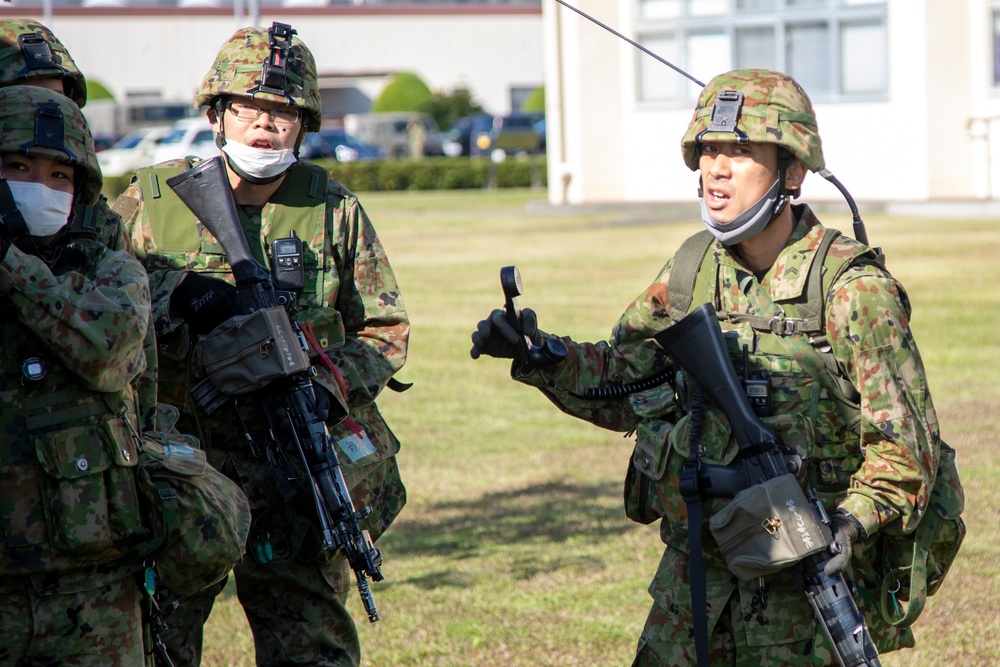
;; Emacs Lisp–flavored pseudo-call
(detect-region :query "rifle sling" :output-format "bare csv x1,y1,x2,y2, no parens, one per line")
680,388,710,667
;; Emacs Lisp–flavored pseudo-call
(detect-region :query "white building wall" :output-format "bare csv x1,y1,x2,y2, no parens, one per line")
1,6,543,129
545,0,990,204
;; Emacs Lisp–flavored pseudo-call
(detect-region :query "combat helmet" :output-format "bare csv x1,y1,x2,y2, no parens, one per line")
0,19,87,107
680,68,824,173
0,85,102,206
195,22,322,131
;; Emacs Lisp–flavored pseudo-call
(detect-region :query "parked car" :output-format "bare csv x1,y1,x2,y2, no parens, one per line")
300,128,385,161
152,117,218,163
343,112,444,158
442,113,493,157
92,132,121,153
486,112,544,158
533,117,546,153
97,125,172,177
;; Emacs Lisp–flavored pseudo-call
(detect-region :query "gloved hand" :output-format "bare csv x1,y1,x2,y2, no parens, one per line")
170,272,241,335
470,308,539,360
824,511,867,576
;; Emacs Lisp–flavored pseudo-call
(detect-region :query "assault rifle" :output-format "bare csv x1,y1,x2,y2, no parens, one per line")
165,157,384,622
652,303,882,667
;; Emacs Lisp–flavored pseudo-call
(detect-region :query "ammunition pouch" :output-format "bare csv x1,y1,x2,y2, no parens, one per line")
201,306,311,396
876,442,966,627
131,432,252,595
709,473,832,580
624,419,672,524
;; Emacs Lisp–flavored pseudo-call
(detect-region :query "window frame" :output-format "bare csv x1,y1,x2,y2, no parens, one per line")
635,0,888,107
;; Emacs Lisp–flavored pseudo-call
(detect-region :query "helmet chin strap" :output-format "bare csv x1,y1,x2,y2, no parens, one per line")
698,155,793,246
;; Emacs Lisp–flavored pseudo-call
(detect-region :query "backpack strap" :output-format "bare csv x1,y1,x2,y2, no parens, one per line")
667,229,716,323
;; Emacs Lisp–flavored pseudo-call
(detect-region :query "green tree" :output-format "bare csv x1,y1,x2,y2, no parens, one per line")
418,87,485,131
521,85,545,113
86,78,115,102
372,71,433,113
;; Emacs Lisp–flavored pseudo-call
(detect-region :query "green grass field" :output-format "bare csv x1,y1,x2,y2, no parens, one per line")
200,189,998,666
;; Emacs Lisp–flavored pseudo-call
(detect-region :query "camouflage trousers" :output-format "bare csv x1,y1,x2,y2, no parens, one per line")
631,545,841,667
158,449,360,667
0,572,144,666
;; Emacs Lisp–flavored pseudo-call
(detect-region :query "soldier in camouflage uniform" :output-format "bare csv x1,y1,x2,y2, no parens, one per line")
0,18,159,433
0,85,152,666
114,22,409,667
471,69,941,665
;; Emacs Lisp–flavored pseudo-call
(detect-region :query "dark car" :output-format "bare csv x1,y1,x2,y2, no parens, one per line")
300,128,385,161
442,113,494,157
487,112,544,157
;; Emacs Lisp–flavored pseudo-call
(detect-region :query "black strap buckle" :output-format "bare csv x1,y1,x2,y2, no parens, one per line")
679,458,701,502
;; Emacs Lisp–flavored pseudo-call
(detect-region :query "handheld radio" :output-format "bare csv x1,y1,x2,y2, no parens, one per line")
270,230,306,292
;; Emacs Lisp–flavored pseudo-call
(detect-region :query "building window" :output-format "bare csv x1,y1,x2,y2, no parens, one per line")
993,7,1000,86
636,0,887,104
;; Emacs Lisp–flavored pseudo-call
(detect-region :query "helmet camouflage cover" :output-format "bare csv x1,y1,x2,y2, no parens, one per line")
681,69,825,173
0,19,87,107
195,22,322,131
0,85,102,205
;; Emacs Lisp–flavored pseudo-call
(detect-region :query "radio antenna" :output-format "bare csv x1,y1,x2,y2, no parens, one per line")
553,0,705,87
553,0,875,253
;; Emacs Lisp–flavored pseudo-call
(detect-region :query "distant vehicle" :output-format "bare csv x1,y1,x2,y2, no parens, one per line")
300,128,385,162
533,118,546,153
486,112,544,158
442,113,493,157
98,125,172,177
343,112,443,158
152,117,218,164
92,132,121,153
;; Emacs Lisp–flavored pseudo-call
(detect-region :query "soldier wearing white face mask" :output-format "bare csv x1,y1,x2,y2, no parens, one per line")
115,22,409,667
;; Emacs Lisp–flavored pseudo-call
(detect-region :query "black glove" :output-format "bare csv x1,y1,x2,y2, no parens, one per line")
824,511,867,576
170,272,241,335
470,308,539,360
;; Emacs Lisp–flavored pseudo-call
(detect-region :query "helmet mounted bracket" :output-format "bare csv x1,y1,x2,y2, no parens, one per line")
695,89,749,144
16,32,68,78
247,22,296,105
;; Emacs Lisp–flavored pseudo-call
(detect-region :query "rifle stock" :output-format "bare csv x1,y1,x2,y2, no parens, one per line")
652,303,882,667
166,157,384,623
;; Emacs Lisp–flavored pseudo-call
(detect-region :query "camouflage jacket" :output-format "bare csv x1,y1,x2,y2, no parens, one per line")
0,234,151,580
520,205,940,542
116,158,408,491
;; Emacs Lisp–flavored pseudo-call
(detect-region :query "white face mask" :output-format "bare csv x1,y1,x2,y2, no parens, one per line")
6,180,74,237
221,139,297,180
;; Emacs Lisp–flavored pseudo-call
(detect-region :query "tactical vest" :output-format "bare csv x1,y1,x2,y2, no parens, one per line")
133,161,404,518
0,265,147,578
135,160,346,406
630,223,919,650
650,225,877,549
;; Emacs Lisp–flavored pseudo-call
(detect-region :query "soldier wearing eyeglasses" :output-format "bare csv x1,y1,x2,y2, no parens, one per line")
115,22,409,667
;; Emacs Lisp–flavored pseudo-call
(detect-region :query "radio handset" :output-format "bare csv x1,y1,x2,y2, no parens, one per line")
500,265,568,369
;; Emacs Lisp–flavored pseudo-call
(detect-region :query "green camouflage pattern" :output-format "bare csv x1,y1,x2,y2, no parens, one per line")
116,157,407,665
0,91,152,663
681,68,825,172
0,85,102,205
0,18,87,106
0,231,151,576
515,206,939,661
158,549,360,667
0,571,144,665
133,434,252,597
194,23,322,131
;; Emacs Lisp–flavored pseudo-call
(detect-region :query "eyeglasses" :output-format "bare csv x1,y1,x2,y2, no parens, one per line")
225,100,301,125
